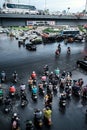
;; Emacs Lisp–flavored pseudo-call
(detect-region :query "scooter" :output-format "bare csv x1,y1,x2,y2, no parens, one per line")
32,93,37,101
11,113,20,130
55,49,60,56
1,75,6,83
44,116,52,126
4,103,12,113
21,99,28,107
59,94,66,107
0,95,3,103
26,120,34,130
39,87,45,96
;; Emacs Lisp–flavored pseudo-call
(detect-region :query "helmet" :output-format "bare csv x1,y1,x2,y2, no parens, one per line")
46,106,50,110
33,71,35,73
28,121,33,125
51,71,53,74
49,82,52,85
13,113,17,117
45,65,48,67
35,108,40,112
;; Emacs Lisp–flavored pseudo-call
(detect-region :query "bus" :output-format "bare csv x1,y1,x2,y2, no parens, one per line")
61,29,80,36
1,2,39,15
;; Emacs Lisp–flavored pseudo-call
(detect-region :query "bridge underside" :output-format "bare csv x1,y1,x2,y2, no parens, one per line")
0,18,87,27
0,13,87,27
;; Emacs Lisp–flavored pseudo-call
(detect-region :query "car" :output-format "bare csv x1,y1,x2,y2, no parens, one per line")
26,43,36,51
76,58,87,70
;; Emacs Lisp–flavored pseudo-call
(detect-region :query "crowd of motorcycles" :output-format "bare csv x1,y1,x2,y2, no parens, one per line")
0,64,87,130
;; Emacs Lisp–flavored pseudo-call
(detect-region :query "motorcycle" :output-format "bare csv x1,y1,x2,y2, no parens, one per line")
65,84,72,99
4,103,12,113
39,87,45,96
44,70,49,76
32,93,37,101
67,47,71,55
10,91,16,97
9,86,16,97
45,101,52,110
1,75,6,83
34,117,43,128
0,95,3,103
0,89,3,103
55,49,60,56
21,98,28,107
82,87,87,99
11,113,20,130
13,76,17,83
53,85,58,92
12,72,18,83
26,120,34,130
59,94,66,107
72,86,81,96
44,116,52,126
44,65,49,76
34,109,43,128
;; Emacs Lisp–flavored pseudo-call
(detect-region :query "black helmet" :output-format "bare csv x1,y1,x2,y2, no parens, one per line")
46,106,50,110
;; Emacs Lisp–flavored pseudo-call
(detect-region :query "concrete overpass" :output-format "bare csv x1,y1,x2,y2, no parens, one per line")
0,13,87,26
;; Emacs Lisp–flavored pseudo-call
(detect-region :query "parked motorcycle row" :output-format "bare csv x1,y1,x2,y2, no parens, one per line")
0,65,87,130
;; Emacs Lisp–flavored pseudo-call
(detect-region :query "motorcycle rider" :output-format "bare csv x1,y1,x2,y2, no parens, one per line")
44,65,49,72
26,120,34,130
45,93,53,109
38,82,45,94
28,76,33,89
41,74,46,82
12,113,20,129
67,47,71,54
21,91,28,103
49,71,55,81
32,85,38,97
43,107,52,124
55,48,60,55
78,78,84,88
20,83,26,92
1,71,6,82
47,82,53,95
31,71,37,80
54,67,60,79
0,85,3,101
4,96,11,105
60,92,66,105
12,71,18,82
57,43,61,53
9,85,16,95
34,109,42,120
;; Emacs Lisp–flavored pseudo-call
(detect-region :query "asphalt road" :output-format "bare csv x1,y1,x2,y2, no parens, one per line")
0,33,87,130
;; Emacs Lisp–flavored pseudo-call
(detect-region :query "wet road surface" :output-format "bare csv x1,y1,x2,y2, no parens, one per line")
0,33,87,130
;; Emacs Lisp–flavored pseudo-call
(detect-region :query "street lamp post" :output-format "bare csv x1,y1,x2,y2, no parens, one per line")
45,0,46,11
67,7,70,15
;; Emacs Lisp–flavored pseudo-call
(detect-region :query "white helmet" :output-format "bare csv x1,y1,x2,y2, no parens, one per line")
13,113,17,117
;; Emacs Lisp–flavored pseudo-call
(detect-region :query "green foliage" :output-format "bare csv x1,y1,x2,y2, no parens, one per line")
78,25,85,32
43,28,59,33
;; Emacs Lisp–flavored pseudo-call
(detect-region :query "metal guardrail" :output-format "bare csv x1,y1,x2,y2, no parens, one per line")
0,13,87,20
